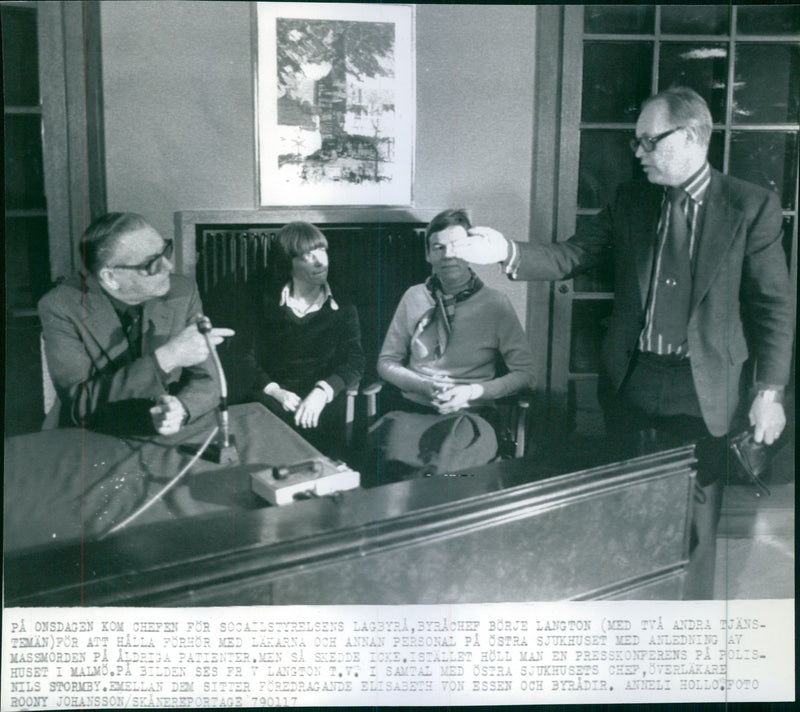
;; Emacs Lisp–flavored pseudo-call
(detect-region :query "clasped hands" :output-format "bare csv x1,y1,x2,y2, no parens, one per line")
422,378,484,415
273,386,328,429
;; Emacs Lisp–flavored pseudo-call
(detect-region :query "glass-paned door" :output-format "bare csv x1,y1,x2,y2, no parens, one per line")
552,4,799,434
2,3,51,313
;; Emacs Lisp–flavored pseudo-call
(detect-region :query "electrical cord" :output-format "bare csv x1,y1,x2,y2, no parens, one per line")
100,425,219,539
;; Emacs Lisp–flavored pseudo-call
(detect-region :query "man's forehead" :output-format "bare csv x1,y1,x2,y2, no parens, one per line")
430,225,468,243
637,100,669,130
112,226,163,258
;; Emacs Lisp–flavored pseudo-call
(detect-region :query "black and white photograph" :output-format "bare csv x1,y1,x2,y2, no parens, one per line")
256,2,415,206
3,2,797,708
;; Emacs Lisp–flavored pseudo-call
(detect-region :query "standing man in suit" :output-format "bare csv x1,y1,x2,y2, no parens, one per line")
39,212,234,435
450,87,794,598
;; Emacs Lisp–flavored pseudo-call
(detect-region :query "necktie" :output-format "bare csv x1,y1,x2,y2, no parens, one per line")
121,308,143,358
652,187,691,354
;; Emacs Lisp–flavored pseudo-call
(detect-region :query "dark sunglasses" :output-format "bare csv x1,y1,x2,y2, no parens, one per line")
111,239,173,275
629,126,684,154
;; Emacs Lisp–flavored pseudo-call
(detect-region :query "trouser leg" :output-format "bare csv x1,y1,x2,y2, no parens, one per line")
684,479,724,599
600,353,728,600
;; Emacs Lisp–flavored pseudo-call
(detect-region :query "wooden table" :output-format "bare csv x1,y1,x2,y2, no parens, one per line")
5,431,696,605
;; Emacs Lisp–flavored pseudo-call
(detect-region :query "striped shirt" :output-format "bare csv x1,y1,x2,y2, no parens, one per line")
639,162,711,356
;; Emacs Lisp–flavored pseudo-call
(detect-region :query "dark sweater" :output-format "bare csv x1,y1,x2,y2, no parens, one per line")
247,293,365,399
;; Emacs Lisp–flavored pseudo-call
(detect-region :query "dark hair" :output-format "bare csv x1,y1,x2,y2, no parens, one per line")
425,209,471,250
81,212,151,275
277,222,328,259
274,222,328,282
642,86,713,148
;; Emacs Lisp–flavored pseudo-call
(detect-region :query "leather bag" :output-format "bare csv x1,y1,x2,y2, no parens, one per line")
729,428,788,497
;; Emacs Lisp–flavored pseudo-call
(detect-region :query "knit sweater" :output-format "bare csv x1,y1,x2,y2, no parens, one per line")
377,283,534,407
247,294,365,399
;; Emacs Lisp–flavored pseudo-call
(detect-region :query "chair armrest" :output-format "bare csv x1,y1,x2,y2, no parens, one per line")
361,381,383,397
361,380,383,423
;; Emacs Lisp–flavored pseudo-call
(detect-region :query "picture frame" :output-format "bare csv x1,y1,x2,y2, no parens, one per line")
255,2,416,206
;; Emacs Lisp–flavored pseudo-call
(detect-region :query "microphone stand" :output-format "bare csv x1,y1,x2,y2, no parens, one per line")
197,316,239,465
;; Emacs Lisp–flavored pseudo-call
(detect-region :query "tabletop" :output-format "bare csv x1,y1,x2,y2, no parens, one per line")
3,402,321,551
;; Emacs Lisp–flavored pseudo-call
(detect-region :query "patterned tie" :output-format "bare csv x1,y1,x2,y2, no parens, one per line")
652,187,691,354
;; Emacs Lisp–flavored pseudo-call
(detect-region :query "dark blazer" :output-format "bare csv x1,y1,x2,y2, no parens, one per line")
38,272,219,432
514,169,794,436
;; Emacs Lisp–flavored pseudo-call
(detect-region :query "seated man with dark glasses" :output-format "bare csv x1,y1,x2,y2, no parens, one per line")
39,212,234,434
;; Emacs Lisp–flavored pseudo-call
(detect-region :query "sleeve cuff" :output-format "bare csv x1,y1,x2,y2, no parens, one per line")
314,380,334,403
755,385,785,404
264,382,281,397
503,240,520,279
150,353,170,386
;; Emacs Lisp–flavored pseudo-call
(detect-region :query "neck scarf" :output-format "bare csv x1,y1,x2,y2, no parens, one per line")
411,271,483,359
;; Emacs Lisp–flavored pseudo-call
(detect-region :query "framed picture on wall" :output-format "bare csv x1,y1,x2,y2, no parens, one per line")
255,2,415,206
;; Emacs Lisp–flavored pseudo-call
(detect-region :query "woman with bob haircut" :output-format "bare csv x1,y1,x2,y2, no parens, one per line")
244,221,365,455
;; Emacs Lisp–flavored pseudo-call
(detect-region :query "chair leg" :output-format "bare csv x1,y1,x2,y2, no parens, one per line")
345,390,357,448
515,401,530,458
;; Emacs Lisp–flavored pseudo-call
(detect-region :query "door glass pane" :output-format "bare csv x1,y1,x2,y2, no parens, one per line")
582,42,653,123
659,43,728,124
707,130,725,173
737,6,800,35
578,130,644,209
570,300,613,374
661,6,730,35
733,45,800,124
5,216,51,309
729,131,798,209
584,5,654,34
1,6,39,107
4,115,46,210
573,215,614,293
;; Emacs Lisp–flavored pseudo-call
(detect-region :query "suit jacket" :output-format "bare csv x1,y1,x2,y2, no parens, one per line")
38,272,219,432
515,169,794,436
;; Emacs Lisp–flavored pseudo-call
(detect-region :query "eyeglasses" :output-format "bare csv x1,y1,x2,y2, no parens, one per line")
111,239,173,275
629,127,684,153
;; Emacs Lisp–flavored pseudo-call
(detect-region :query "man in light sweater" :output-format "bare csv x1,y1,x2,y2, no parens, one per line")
377,209,534,430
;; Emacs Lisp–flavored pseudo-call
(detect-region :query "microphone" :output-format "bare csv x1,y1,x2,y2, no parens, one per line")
197,315,239,465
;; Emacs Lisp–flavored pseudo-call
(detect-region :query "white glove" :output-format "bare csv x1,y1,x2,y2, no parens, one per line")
447,226,511,264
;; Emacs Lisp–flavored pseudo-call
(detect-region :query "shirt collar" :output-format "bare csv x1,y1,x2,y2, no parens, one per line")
279,282,339,311
679,161,711,204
